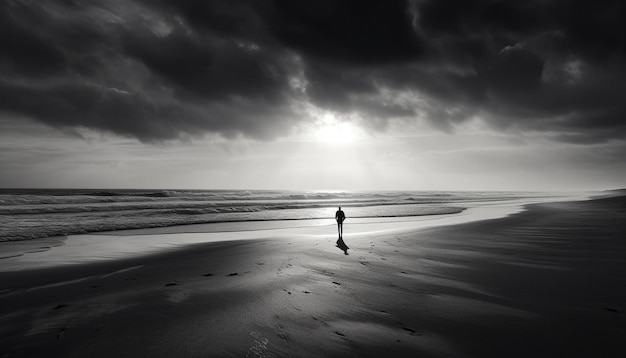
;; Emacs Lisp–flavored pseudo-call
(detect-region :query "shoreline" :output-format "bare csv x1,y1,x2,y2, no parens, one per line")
0,193,593,272
1,194,624,357
1,199,530,272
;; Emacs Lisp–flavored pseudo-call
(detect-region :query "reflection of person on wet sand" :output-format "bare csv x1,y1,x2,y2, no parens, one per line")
335,207,349,254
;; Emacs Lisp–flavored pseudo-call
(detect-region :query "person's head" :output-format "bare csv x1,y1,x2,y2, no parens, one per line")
338,206,341,210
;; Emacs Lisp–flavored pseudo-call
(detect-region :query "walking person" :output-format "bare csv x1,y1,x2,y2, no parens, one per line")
335,206,345,238
335,207,349,254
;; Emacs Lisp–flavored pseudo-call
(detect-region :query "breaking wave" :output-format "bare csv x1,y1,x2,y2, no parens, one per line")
0,189,552,242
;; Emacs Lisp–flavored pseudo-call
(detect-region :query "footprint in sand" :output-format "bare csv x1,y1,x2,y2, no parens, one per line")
273,321,290,341
165,282,179,287
312,316,329,327
332,281,341,286
278,331,289,341
226,272,238,277
402,327,423,336
202,273,213,277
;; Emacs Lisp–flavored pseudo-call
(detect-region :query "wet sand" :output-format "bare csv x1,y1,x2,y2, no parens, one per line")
1,195,625,357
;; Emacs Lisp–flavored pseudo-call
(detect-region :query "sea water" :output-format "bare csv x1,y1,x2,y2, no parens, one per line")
0,189,569,242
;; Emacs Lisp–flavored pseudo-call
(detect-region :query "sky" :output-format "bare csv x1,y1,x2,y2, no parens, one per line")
1,0,625,191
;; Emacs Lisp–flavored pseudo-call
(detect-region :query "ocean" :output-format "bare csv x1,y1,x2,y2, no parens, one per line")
0,189,568,242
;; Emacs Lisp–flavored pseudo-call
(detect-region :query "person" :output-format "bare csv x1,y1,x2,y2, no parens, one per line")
335,207,349,254
335,206,346,238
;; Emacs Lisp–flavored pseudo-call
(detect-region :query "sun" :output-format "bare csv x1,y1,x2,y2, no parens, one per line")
315,121,359,144
312,114,363,145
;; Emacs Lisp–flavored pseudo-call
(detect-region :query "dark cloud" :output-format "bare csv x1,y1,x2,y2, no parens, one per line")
0,79,183,141
0,0,297,141
0,0,625,144
0,3,67,77
122,27,289,102
479,45,544,93
268,0,424,65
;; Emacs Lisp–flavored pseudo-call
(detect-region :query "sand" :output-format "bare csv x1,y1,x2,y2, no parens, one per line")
1,195,625,357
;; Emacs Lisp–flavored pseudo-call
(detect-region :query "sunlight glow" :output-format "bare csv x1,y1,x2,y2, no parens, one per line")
312,113,364,145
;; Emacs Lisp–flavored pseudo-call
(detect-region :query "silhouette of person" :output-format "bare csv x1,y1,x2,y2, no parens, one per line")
335,207,349,254
335,206,345,238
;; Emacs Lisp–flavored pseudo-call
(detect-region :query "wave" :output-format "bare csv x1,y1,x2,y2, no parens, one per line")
0,197,460,216
85,190,174,198
0,206,465,242
0,189,562,242
1,189,526,209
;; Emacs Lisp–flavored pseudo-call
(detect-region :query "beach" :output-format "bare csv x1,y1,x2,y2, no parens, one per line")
1,194,625,357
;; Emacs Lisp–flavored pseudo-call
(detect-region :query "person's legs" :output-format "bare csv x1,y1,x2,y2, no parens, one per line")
339,222,343,238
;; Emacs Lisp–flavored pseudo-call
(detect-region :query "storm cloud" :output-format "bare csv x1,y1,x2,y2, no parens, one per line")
1,0,625,143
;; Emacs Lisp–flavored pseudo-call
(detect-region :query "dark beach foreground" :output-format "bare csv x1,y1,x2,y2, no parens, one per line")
1,195,625,357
